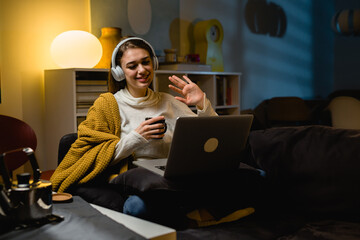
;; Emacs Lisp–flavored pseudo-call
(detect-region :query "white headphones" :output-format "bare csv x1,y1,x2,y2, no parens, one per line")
111,37,159,82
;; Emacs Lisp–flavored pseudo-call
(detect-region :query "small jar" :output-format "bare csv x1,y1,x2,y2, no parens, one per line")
164,49,177,63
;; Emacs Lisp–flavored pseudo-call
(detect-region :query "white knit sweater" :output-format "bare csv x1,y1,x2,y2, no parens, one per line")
112,87,217,164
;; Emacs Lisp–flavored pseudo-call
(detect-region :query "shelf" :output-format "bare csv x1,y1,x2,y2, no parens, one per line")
154,70,241,115
76,112,88,117
215,105,240,109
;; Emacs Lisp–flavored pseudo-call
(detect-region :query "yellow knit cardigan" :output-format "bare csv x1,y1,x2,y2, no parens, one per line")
50,93,125,193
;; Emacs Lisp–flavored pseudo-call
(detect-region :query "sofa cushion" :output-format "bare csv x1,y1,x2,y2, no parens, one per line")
249,125,360,219
70,184,126,212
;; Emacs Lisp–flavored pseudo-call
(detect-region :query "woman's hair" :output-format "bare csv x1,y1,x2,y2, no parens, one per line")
108,37,155,93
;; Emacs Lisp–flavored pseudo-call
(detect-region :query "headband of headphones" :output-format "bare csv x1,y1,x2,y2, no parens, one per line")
111,37,159,82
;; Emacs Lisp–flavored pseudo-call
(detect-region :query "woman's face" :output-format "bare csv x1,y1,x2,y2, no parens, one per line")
120,47,154,97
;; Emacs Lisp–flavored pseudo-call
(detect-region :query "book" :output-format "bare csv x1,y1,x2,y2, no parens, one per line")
76,85,108,92
76,80,108,85
76,92,102,103
226,86,232,105
76,107,90,114
216,76,225,106
77,103,93,108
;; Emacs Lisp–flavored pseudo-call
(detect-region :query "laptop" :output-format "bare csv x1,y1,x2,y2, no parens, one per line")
133,115,254,179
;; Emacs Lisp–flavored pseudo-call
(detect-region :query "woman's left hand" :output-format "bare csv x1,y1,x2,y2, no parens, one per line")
168,75,205,110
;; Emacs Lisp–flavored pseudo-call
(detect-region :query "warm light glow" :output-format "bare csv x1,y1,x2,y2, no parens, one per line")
50,30,102,68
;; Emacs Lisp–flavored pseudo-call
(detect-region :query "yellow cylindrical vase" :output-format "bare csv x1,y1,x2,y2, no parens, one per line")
95,27,122,69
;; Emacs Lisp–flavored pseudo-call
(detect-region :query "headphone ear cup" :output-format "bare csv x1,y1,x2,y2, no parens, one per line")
153,56,159,70
116,65,125,81
111,65,125,82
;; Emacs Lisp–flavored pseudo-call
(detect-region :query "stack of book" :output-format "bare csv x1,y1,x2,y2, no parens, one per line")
76,79,108,115
216,76,232,106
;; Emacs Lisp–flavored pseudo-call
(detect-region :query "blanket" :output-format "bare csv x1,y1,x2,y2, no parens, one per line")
50,93,125,193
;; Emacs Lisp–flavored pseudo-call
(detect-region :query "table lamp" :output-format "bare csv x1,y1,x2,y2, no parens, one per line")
50,30,102,68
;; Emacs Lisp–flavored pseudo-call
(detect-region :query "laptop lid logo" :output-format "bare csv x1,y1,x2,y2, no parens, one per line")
204,138,219,153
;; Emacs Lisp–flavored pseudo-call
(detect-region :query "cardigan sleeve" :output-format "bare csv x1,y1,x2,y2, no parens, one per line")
50,93,124,193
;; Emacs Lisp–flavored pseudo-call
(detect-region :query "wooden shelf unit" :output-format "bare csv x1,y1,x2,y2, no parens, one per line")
44,68,108,169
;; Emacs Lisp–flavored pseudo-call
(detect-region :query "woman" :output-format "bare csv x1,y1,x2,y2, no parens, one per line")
110,37,217,166
50,37,217,216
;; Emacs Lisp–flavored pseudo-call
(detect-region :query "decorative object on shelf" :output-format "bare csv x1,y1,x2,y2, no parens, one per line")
193,19,224,72
159,53,210,71
159,63,212,71
95,27,122,68
332,9,360,36
164,49,178,63
50,30,102,68
244,0,287,37
186,54,200,63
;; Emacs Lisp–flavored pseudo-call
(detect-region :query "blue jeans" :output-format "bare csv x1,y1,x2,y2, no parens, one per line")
257,169,266,177
123,195,147,218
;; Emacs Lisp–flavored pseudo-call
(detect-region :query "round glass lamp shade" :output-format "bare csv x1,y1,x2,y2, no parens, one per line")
50,30,102,68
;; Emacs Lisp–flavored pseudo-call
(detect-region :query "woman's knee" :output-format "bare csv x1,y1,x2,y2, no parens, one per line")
123,195,147,217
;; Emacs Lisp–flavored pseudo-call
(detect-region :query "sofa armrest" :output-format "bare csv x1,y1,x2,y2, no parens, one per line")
249,125,360,219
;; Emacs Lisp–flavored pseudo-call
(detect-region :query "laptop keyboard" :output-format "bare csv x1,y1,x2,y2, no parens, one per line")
155,165,166,171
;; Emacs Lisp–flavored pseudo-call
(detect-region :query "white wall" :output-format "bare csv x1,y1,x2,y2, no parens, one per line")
241,0,315,109
90,0,337,110
90,0,179,55
179,0,334,109
0,0,91,170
